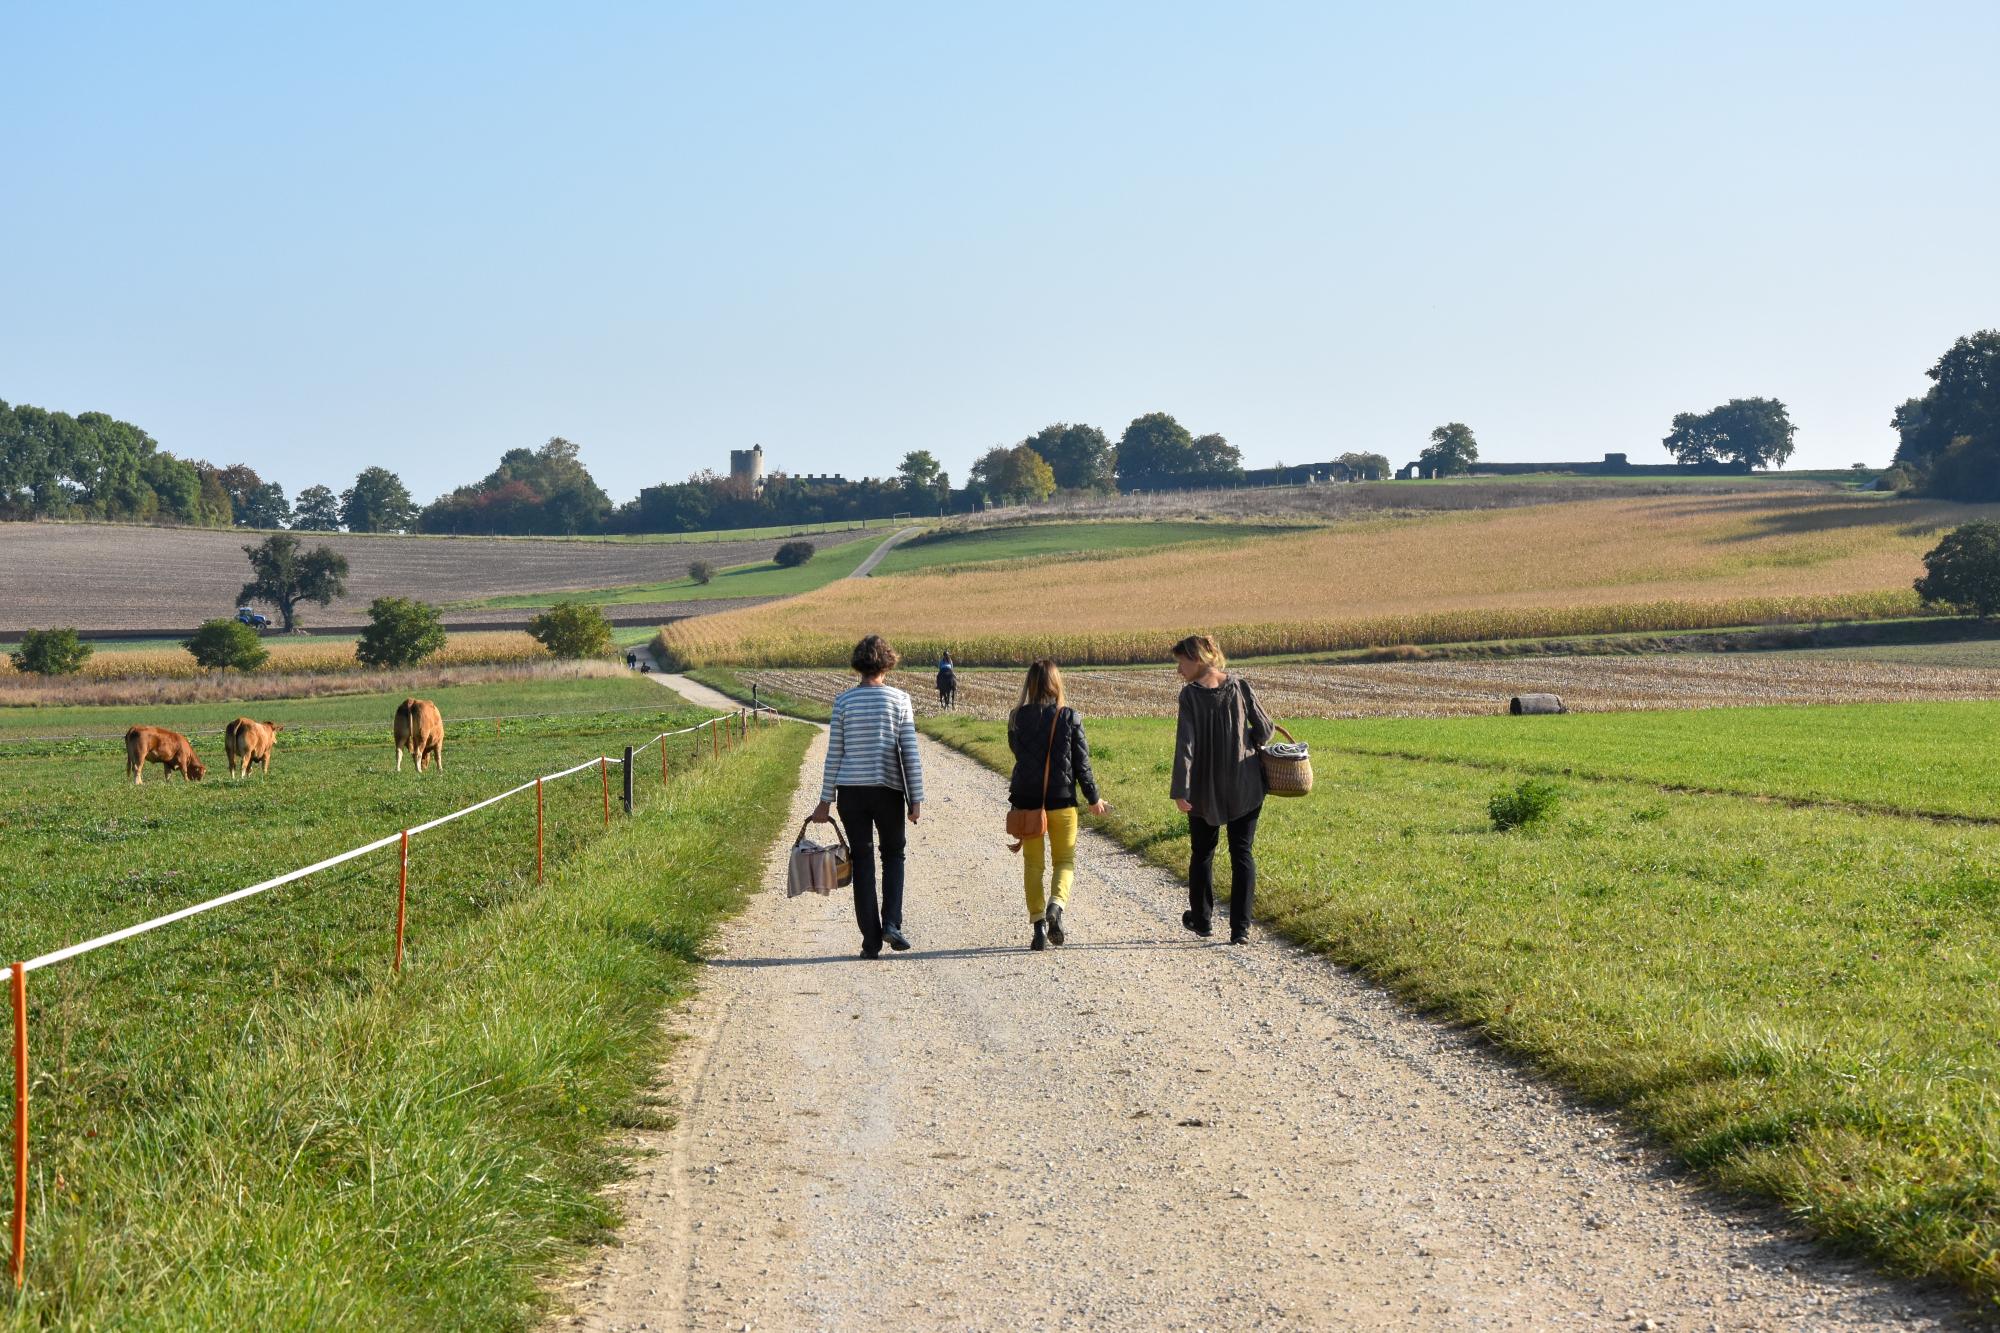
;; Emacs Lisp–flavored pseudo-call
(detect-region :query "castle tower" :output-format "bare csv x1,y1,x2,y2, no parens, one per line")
728,443,765,493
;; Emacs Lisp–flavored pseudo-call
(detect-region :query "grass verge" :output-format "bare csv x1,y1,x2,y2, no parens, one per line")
684,665,833,722
2,679,810,1329
922,706,2000,1309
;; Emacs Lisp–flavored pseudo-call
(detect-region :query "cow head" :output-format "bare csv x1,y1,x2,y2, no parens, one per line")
184,754,208,781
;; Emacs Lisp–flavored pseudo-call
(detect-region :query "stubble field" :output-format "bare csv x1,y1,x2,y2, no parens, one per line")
661,492,1993,668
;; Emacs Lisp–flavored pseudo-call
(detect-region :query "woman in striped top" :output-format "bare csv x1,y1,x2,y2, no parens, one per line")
810,634,925,958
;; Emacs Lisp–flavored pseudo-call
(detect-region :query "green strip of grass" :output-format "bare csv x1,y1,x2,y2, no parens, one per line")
923,708,2000,1309
684,665,833,721
871,519,1293,576
3,688,809,1329
1323,701,2000,821
456,532,883,609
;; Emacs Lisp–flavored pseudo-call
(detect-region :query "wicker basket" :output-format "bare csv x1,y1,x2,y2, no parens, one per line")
1259,725,1313,798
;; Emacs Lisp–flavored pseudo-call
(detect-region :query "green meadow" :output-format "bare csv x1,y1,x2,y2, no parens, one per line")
1,674,810,1329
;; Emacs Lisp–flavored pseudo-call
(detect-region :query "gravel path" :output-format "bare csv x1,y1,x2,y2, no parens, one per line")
558,687,1974,1330
848,526,922,579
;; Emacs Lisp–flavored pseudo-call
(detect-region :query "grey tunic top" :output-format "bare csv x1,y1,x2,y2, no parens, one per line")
1170,674,1274,826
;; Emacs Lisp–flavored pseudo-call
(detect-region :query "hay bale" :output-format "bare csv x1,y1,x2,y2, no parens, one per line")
1509,693,1566,715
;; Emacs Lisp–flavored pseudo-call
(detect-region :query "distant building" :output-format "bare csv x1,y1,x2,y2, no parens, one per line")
729,444,766,495
1395,452,1748,480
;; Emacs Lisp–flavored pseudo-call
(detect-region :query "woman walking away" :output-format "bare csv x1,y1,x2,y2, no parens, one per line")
1008,660,1107,951
811,634,925,958
1169,634,1272,945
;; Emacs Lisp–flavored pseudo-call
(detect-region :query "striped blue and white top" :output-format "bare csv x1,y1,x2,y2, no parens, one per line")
818,683,925,804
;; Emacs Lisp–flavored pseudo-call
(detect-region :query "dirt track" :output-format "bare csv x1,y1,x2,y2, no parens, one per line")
557,684,1970,1331
0,522,853,632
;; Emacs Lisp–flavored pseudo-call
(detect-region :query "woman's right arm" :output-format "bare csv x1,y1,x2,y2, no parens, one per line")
814,694,845,812
1170,689,1196,813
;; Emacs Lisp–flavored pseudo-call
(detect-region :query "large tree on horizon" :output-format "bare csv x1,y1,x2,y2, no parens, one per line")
340,466,418,533
1663,398,1795,470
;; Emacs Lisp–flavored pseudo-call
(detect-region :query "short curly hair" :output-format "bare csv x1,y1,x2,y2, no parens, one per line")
850,633,900,676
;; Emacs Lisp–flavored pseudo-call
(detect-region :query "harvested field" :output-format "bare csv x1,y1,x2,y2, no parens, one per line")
664,491,1990,667
0,521,804,633
740,651,2000,720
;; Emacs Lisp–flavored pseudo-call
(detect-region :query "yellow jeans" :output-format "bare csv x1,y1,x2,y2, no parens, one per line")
1023,806,1079,920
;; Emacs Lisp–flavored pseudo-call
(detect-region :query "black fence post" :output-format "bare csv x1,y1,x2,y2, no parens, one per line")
622,746,635,815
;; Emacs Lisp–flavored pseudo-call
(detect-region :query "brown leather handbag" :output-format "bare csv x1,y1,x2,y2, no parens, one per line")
1005,711,1062,852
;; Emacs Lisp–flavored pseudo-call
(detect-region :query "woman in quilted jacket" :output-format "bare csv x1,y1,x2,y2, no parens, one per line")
1007,659,1108,952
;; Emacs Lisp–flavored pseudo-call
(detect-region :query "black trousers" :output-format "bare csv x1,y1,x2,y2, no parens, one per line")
1188,806,1261,935
837,785,907,947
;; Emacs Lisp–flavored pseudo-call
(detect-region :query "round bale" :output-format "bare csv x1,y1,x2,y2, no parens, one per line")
1509,693,1567,715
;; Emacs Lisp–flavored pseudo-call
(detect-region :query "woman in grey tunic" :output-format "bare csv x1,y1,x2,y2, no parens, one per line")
1168,633,1273,944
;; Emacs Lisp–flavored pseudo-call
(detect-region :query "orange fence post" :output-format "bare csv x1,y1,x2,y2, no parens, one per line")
10,961,25,1293
393,830,410,973
599,758,610,829
535,777,545,885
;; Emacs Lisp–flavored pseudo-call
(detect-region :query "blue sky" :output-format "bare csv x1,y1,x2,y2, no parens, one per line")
4,2,1996,503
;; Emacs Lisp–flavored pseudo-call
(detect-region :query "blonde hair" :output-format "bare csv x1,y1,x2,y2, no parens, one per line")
1170,633,1226,671
1013,659,1065,719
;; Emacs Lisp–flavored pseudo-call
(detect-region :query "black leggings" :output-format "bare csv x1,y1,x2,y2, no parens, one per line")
838,785,907,947
1188,806,1261,935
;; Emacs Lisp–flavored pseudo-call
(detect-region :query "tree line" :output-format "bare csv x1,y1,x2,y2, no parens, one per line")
7,328,1994,535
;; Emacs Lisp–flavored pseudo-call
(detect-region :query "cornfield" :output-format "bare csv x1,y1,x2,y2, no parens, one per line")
0,631,563,682
659,490,1980,668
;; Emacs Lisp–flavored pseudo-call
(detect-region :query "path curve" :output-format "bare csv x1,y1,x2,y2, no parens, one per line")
849,526,922,578
560,696,1970,1330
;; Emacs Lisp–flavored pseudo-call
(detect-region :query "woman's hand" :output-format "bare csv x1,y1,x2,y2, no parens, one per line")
809,800,833,823
1089,800,1110,816
1174,798,1194,814
907,801,923,825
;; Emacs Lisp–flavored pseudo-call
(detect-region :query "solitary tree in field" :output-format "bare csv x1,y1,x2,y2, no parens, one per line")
1663,398,1796,470
1418,423,1479,477
774,540,816,567
355,596,447,668
687,558,716,585
291,484,342,531
8,627,92,677
184,618,269,674
241,534,350,631
527,601,613,659
1915,521,2000,618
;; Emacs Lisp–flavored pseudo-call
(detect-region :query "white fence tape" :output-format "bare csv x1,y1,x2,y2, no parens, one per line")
20,714,747,976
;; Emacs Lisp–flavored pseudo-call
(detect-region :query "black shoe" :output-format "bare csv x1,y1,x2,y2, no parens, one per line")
1030,919,1047,951
1229,929,1250,946
1181,910,1212,938
1045,902,1066,946
860,939,883,959
882,924,912,952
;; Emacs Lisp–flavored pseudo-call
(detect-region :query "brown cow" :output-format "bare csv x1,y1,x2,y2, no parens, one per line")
125,726,206,785
224,718,283,778
394,698,444,773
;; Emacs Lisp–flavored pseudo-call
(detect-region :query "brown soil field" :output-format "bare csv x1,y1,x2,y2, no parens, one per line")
743,651,2000,720
664,491,1995,667
0,522,795,632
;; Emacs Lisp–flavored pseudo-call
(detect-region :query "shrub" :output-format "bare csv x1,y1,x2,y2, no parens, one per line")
355,596,448,668
1489,778,1563,832
774,541,816,568
1915,521,2000,618
184,618,270,674
527,601,613,660
688,559,716,586
9,627,93,677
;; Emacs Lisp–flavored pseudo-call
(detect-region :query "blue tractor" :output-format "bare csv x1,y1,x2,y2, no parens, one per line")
235,606,271,630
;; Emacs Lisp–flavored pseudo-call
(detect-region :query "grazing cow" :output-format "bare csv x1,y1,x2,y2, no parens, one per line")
224,718,283,778
125,726,206,785
394,698,445,773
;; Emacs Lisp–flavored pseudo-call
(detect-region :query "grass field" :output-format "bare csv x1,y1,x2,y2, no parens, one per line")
924,703,2000,1305
452,531,882,608
870,520,1292,577
662,492,1986,667
0,675,810,1328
